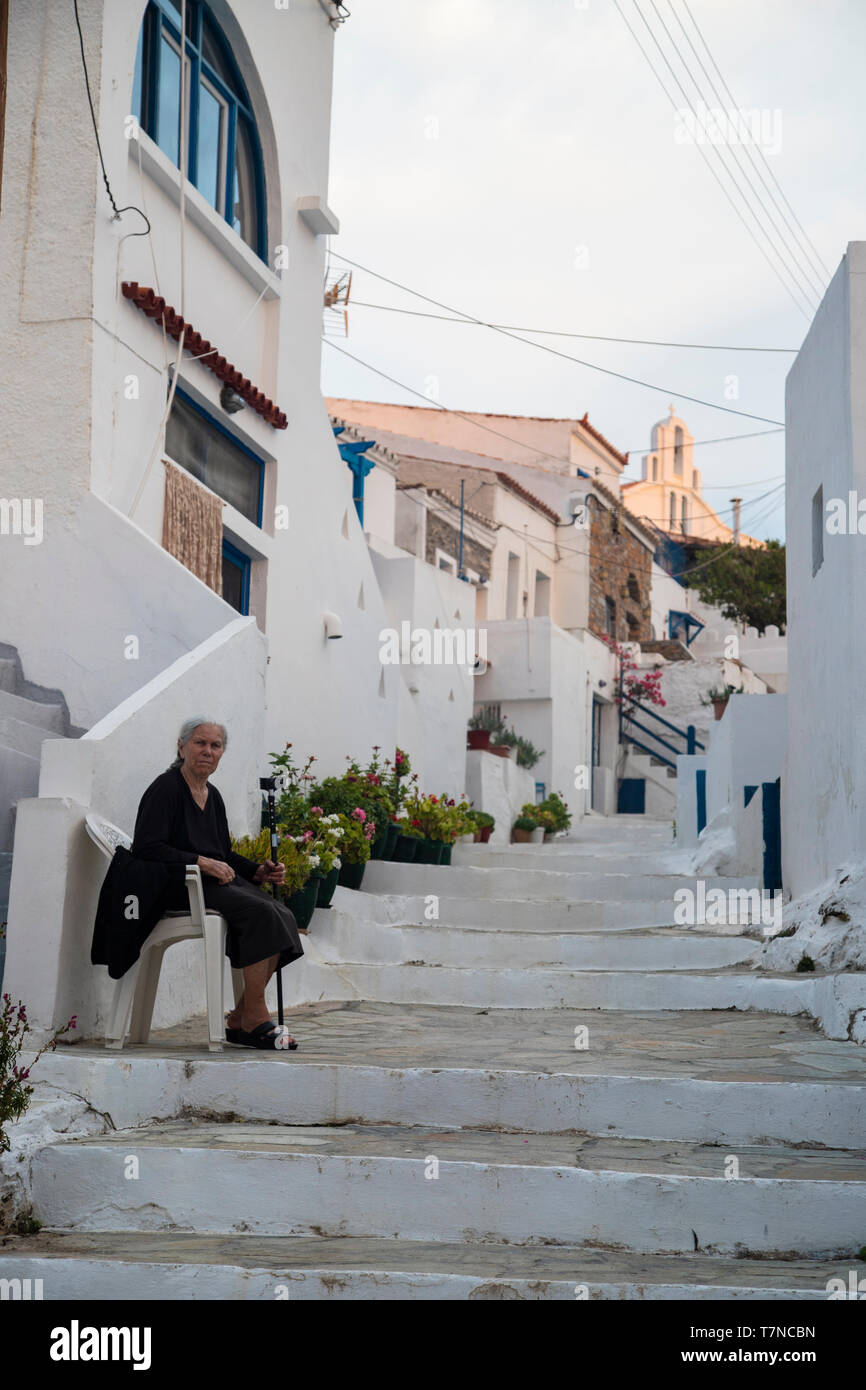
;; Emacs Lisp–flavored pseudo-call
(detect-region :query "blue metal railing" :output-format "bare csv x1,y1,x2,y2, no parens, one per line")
619,685,704,773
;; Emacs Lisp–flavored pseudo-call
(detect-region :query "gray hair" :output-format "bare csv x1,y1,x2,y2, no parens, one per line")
171,718,229,768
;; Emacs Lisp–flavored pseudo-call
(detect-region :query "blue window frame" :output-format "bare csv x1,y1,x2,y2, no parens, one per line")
133,0,267,260
165,386,265,525
221,538,251,615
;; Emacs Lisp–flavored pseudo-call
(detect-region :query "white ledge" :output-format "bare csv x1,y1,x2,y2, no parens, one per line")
297,195,340,235
128,131,282,300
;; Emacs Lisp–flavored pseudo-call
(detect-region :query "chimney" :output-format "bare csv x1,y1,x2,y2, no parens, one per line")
731,497,742,545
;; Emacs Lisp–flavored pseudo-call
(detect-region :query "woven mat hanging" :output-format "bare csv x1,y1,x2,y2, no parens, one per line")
162,461,223,594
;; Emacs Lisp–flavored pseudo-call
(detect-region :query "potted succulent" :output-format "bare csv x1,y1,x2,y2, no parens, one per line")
701,683,743,721
469,810,495,843
512,812,538,844
336,807,375,889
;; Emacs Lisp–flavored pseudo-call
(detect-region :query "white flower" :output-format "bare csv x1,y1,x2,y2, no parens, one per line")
308,853,320,868
333,857,341,869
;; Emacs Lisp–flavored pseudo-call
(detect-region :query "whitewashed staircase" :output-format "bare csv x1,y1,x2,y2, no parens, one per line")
2,817,865,1300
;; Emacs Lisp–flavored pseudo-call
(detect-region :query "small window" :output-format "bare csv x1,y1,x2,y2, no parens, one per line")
670,492,676,529
436,549,457,575
652,456,658,481
221,538,250,614
681,496,688,533
534,570,551,617
165,390,264,524
812,484,824,576
605,596,616,637
627,572,640,602
674,426,684,475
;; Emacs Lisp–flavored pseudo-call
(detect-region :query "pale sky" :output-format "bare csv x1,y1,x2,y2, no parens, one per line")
322,0,866,542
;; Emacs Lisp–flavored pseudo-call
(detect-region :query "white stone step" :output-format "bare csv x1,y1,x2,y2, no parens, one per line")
1,1232,859,1300
0,713,64,759
0,688,67,732
37,1005,866,1147
29,1122,866,1255
308,912,760,972
350,890,693,932
361,861,760,904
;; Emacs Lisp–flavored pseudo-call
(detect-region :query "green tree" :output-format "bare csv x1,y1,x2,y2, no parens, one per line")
682,539,786,633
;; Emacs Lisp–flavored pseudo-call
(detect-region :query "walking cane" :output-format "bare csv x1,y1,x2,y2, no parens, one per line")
259,775,285,1026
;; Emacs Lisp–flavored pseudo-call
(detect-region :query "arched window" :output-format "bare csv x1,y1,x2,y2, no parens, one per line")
673,426,684,475
132,1,266,260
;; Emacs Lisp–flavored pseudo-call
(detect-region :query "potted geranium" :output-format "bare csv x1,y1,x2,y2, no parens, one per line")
538,792,571,838
305,808,344,909
399,792,449,862
393,818,423,861
336,807,375,890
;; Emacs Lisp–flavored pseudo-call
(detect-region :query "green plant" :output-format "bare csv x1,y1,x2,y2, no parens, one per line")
539,792,571,832
682,537,786,633
467,810,495,831
796,954,816,973
270,745,318,833
1,994,76,1155
515,736,544,770
232,828,317,895
701,683,743,706
399,793,452,841
336,810,374,864
468,707,505,734
513,815,537,832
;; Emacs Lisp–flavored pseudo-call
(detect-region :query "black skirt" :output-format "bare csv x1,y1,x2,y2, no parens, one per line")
164,876,304,971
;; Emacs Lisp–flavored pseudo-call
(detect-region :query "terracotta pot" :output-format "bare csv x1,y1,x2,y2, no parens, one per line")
512,828,532,843
489,744,511,758
467,729,491,751
712,698,729,721
479,826,492,844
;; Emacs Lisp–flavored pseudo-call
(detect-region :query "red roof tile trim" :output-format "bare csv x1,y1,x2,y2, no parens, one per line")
577,412,628,468
122,282,287,429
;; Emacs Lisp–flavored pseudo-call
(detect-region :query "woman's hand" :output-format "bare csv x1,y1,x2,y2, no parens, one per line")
197,857,235,884
254,860,286,886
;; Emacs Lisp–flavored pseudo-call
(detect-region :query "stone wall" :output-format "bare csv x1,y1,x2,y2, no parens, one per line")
425,512,491,581
588,502,653,642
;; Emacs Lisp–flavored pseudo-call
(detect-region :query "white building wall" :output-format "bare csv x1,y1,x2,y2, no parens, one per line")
783,244,865,901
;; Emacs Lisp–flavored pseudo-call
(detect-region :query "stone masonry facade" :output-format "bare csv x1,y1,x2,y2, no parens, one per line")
588,498,653,644
425,512,492,582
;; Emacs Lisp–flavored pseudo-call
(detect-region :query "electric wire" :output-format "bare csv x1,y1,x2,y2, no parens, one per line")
327,253,784,425
72,0,151,238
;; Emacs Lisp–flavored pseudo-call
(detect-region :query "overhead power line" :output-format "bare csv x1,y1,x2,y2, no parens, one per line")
349,300,798,353
613,0,815,322
329,252,783,425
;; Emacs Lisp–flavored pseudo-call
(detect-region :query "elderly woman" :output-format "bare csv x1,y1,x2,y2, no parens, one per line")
129,718,304,1050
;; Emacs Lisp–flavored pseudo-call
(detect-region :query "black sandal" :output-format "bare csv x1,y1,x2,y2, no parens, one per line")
231,1020,298,1050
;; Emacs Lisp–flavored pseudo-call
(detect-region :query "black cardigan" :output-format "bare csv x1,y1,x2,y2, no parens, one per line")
91,767,258,979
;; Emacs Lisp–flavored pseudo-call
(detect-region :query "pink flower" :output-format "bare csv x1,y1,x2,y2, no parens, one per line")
351,807,366,822
310,806,323,817
303,830,314,842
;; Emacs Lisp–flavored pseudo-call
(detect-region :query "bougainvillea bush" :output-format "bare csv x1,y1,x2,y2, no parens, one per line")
0,994,76,1156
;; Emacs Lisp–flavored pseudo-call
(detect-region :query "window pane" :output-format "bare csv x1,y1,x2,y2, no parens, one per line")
232,116,259,252
222,549,246,613
197,80,225,211
156,33,181,165
201,14,240,95
166,395,262,523
132,26,144,122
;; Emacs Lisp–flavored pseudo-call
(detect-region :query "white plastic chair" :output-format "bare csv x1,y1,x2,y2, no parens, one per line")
86,813,244,1052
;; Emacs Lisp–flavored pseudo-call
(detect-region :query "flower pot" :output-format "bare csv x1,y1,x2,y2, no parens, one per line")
473,830,482,843
440,843,453,865
370,826,389,860
512,828,532,843
530,826,545,843
414,838,442,864
314,865,340,909
489,744,511,759
479,826,492,844
712,698,729,721
286,876,320,931
338,860,366,891
392,834,418,862
467,729,491,752
385,822,401,859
